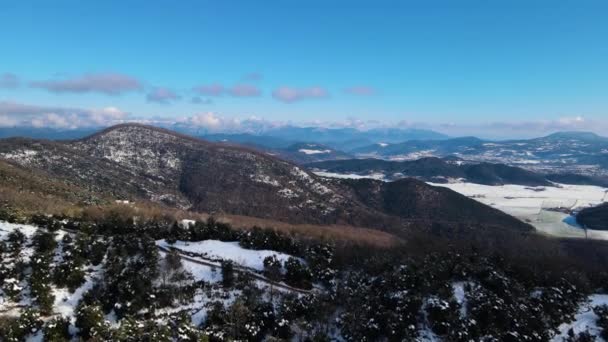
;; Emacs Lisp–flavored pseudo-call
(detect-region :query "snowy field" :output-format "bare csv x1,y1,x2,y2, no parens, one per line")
314,171,387,181
314,170,608,240
157,239,298,271
0,221,38,240
429,182,608,240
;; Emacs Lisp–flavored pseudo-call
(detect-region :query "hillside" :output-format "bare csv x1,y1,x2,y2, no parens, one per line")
261,142,353,164
1,214,605,341
0,124,533,234
577,203,608,230
329,177,533,232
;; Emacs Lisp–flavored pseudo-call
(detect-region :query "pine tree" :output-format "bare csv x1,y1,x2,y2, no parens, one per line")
43,316,71,342
263,255,282,301
222,260,235,287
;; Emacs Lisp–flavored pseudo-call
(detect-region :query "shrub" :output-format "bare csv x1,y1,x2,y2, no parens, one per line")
75,302,110,340
284,258,312,289
43,316,71,342
594,305,608,339
222,260,235,287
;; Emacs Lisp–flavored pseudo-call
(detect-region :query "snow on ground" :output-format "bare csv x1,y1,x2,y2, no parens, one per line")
452,282,468,318
388,150,437,161
155,287,240,327
179,219,196,228
0,221,38,240
298,148,331,155
552,294,608,341
428,182,608,240
159,250,222,283
428,183,606,217
314,171,387,181
157,240,297,271
51,264,103,318
313,170,608,239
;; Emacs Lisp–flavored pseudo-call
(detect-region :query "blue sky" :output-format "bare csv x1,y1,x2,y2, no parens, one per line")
0,0,607,137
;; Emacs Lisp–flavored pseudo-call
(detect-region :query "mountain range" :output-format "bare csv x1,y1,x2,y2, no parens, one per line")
200,126,449,151
352,132,608,176
0,124,531,236
307,157,608,187
3,126,608,177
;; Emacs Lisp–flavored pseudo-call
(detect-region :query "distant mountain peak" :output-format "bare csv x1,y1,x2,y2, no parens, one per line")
544,131,605,141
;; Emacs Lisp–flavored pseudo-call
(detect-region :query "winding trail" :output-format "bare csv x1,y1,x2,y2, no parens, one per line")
157,245,314,294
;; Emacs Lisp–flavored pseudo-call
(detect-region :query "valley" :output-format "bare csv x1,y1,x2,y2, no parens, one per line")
313,167,608,240
4,3,608,340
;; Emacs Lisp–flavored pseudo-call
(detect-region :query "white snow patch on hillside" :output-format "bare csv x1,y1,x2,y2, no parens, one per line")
291,166,313,181
0,221,38,240
159,251,222,283
250,173,280,187
52,264,103,318
298,149,331,155
314,171,387,181
0,149,38,164
157,240,297,271
552,294,608,341
389,150,436,161
278,188,299,199
452,282,469,318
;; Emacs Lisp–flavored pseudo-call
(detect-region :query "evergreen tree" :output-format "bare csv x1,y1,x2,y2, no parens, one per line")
43,316,71,342
263,254,283,300
222,260,235,287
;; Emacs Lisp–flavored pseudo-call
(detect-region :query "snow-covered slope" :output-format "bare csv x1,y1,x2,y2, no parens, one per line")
157,239,299,272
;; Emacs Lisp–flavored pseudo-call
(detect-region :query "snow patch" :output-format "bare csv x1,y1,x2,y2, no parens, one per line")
298,149,331,155
314,171,387,181
157,240,298,271
52,265,103,318
552,294,608,341
278,188,299,199
250,173,280,187
0,149,38,165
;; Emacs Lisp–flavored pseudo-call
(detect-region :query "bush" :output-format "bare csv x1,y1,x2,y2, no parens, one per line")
222,260,235,287
0,307,43,341
263,255,282,281
239,226,301,255
75,302,110,340
284,258,312,289
594,305,608,339
180,217,238,242
43,316,71,342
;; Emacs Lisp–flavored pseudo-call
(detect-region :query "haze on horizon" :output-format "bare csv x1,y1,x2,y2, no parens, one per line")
0,0,607,139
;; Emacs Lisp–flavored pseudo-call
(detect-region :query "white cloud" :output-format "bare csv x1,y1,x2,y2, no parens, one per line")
176,112,283,133
2,100,607,139
0,101,129,129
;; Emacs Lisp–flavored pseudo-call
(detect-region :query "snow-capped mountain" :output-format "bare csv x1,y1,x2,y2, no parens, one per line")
0,124,532,234
353,132,608,176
